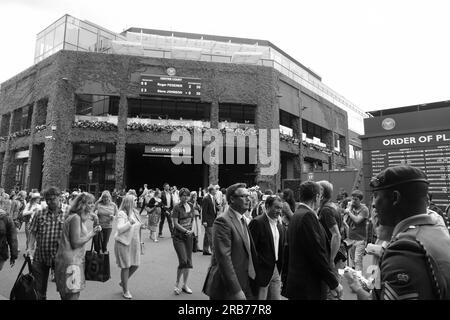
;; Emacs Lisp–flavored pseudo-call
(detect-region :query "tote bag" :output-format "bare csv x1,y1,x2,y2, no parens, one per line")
85,234,111,282
10,256,38,300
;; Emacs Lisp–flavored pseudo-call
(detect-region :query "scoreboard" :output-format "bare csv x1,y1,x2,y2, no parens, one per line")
140,75,201,98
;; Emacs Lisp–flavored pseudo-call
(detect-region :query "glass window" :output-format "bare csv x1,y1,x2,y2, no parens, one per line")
349,144,355,159
70,143,116,193
78,28,98,51
54,23,65,46
177,102,197,120
79,21,98,34
43,29,55,53
65,23,79,46
140,99,161,118
243,106,255,124
35,37,45,58
127,98,141,117
76,94,119,116
219,104,230,121
21,106,30,130
162,101,177,119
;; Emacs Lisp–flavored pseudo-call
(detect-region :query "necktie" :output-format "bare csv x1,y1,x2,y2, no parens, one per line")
241,217,256,279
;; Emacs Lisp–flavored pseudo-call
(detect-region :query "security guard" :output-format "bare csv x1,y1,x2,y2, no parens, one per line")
345,165,450,300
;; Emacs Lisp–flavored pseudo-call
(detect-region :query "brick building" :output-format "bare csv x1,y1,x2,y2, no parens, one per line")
0,14,366,196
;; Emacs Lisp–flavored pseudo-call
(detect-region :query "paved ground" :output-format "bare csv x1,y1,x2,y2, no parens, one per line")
0,214,360,300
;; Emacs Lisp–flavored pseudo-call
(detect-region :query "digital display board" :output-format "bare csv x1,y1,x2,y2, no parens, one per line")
140,75,201,98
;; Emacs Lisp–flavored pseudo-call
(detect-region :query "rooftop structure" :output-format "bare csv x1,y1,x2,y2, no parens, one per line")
32,14,367,134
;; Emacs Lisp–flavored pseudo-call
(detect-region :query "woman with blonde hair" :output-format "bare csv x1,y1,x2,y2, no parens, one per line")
93,190,118,253
54,192,102,300
114,194,142,299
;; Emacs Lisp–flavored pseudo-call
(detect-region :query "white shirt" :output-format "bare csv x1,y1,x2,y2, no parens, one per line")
265,212,280,261
209,194,216,214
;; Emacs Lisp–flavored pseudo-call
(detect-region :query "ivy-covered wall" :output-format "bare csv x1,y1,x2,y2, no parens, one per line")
0,50,351,191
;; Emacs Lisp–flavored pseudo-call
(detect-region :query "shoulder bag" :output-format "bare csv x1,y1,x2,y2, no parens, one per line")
85,233,110,282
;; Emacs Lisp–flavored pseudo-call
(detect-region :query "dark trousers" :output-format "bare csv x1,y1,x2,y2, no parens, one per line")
31,260,52,300
139,199,147,214
93,227,112,253
159,210,174,236
203,226,213,253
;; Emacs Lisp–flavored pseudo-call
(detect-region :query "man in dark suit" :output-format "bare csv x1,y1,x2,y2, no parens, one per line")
202,183,257,300
159,183,174,237
286,181,342,300
201,185,217,255
249,195,284,300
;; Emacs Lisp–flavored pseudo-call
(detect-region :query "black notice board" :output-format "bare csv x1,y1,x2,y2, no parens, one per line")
140,75,201,98
365,130,450,209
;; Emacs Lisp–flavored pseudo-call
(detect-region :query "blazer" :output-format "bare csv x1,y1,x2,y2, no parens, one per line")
201,194,217,227
286,204,339,300
248,213,284,287
161,191,173,213
202,208,258,299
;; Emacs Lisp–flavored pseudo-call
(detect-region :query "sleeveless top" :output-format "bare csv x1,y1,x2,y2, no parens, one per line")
55,214,88,294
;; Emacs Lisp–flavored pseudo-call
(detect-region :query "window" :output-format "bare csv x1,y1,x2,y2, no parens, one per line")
76,94,119,116
78,28,98,51
128,98,210,120
70,143,116,192
53,23,65,47
349,144,362,160
21,105,33,130
219,103,255,123
65,23,79,46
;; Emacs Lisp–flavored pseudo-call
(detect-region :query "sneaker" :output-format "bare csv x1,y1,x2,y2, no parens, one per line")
174,286,182,295
182,285,193,294
122,291,132,299
158,234,164,238
153,239,159,243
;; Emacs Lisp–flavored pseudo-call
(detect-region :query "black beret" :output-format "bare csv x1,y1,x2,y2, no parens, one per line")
370,165,429,191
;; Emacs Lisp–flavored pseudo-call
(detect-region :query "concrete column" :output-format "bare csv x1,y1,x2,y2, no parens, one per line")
115,94,127,190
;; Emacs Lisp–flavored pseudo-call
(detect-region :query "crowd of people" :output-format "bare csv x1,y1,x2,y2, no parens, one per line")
1,164,450,300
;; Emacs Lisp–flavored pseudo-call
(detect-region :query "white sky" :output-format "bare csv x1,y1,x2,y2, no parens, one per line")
1,0,450,112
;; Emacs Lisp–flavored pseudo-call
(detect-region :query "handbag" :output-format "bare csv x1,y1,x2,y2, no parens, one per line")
192,235,199,252
85,234,110,282
10,255,39,300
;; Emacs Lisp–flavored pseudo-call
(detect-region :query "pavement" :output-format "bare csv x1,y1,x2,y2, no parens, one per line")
0,214,360,300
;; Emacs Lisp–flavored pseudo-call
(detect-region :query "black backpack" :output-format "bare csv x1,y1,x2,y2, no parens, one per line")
10,256,38,300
